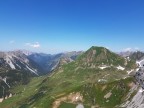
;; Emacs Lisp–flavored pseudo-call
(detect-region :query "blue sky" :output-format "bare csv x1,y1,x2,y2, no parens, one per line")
0,0,144,53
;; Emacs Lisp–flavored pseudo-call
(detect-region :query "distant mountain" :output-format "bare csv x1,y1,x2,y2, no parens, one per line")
0,51,38,100
0,50,83,100
129,51,144,61
19,49,34,56
0,50,41,76
28,51,83,73
28,53,62,74
57,51,83,66
119,51,144,67
63,51,83,60
119,51,134,57
119,51,144,60
0,50,83,75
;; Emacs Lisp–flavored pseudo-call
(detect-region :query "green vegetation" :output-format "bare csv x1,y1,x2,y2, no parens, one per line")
0,76,46,108
59,102,76,108
77,46,135,68
0,46,137,108
0,76,135,108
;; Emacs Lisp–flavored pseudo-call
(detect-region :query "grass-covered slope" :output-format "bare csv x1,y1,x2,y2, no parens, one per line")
0,76,46,108
0,77,136,108
77,46,136,68
0,46,137,108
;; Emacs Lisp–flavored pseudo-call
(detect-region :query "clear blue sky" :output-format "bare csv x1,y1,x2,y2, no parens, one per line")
0,0,144,53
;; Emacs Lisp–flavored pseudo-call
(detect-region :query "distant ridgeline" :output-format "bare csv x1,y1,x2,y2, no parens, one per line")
1,46,144,107
0,50,82,103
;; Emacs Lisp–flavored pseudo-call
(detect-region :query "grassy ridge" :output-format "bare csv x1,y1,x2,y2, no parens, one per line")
0,46,137,108
0,76,135,108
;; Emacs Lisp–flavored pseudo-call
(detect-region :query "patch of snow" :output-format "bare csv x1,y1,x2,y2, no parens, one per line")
127,69,134,74
76,96,79,100
8,61,15,69
138,88,144,93
116,65,125,70
99,65,109,70
26,65,39,76
137,59,144,67
98,79,107,82
136,68,140,71
126,56,131,61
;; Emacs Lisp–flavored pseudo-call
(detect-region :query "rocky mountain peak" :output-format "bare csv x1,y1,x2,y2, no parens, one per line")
77,46,128,68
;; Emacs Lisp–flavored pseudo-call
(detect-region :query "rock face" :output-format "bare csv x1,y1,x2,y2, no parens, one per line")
0,51,41,75
120,56,144,108
121,86,144,108
129,88,144,108
0,50,83,75
130,51,144,61
76,104,84,108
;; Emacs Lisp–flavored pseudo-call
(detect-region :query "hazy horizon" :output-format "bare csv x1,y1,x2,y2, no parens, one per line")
0,0,144,53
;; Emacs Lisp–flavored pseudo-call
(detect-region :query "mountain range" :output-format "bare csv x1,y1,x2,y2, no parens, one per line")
0,50,83,74
0,46,144,108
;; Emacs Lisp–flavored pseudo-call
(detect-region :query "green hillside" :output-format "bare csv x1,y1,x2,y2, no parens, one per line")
0,46,137,108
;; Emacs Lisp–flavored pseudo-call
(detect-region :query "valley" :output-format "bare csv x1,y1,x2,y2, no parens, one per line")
0,0,143,107
0,46,144,108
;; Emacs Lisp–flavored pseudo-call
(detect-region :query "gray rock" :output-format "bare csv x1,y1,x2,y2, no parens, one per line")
76,103,84,108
